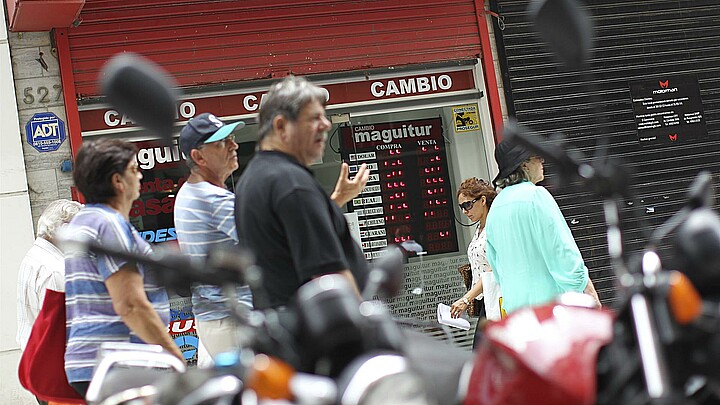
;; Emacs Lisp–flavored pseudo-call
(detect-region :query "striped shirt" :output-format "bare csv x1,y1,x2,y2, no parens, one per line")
64,204,169,383
174,181,252,321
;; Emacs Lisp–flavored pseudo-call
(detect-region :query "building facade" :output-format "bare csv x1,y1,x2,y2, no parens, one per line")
3,0,720,401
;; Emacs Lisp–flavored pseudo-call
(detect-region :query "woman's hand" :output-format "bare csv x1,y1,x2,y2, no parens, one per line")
450,298,468,318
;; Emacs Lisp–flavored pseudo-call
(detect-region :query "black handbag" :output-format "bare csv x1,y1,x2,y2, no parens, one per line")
457,264,485,318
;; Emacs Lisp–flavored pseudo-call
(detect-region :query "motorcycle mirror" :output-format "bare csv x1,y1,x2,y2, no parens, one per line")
362,246,406,300
674,207,720,296
100,52,179,146
685,171,714,209
649,172,715,246
527,0,593,69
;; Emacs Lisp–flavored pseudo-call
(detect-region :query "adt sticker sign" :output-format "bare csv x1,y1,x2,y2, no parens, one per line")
25,112,66,152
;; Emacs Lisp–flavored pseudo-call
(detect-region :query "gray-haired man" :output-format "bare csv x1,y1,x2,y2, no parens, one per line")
234,76,369,309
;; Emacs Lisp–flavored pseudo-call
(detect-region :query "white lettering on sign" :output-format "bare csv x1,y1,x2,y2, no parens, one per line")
105,110,120,127
121,115,136,126
136,140,183,170
179,102,196,119
32,122,60,140
370,75,453,98
354,125,433,144
104,101,198,127
244,88,329,112
243,95,261,112
376,143,403,150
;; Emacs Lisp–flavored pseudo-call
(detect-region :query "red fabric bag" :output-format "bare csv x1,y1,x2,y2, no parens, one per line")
18,289,85,404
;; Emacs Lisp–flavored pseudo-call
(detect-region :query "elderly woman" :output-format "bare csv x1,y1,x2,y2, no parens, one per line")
17,199,82,354
64,139,183,397
450,178,502,346
485,140,600,314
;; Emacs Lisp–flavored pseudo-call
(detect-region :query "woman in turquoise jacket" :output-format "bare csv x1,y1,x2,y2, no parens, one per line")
485,140,600,313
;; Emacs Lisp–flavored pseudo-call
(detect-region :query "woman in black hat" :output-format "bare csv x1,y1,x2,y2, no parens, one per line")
484,140,600,314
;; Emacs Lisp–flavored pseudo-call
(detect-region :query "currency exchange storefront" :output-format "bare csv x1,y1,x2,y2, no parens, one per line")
73,62,497,349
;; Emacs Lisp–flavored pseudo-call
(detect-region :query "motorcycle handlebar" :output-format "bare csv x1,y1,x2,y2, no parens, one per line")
57,232,252,288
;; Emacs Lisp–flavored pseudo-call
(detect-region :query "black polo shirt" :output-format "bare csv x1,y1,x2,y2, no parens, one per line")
234,151,368,309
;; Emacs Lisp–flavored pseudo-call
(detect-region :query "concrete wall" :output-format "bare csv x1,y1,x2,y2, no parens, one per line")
0,2,39,403
9,30,74,225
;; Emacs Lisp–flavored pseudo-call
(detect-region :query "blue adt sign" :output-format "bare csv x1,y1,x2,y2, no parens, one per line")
25,112,66,153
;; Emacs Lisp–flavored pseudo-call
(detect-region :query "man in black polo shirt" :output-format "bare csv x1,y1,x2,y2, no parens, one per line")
234,76,369,309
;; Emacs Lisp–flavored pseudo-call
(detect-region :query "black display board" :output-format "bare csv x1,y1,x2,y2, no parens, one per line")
629,74,707,146
339,118,459,260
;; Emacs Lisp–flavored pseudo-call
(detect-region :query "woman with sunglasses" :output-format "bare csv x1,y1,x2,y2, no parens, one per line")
450,177,503,346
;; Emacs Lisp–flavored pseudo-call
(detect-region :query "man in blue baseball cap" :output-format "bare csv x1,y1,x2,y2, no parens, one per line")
174,112,252,366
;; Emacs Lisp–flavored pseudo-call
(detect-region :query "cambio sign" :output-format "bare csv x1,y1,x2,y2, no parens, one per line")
78,69,475,134
104,101,197,128
370,75,453,98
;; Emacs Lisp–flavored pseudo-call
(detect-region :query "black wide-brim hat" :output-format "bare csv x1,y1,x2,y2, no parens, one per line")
492,139,532,187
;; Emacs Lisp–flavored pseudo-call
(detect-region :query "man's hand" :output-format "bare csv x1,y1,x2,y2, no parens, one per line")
331,162,369,207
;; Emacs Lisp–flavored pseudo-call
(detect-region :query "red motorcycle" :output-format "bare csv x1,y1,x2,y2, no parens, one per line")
465,295,612,405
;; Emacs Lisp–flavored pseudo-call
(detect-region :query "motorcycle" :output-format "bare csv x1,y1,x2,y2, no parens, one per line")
457,123,720,405
90,30,720,404
60,233,467,405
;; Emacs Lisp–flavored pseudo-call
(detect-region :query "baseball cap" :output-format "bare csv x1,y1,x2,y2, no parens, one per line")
179,113,245,158
492,139,532,187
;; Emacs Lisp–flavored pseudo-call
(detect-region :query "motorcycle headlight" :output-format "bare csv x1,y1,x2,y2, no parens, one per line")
339,354,432,405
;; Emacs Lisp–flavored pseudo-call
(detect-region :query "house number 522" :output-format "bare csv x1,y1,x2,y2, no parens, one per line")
22,85,63,104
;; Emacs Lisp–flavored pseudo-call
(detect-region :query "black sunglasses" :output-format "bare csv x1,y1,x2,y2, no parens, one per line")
459,198,479,211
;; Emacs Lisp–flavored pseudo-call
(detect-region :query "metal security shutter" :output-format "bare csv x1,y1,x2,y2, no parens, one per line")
490,0,720,305
65,0,482,100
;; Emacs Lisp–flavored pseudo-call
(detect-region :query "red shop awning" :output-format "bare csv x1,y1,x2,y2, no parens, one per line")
6,0,85,32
